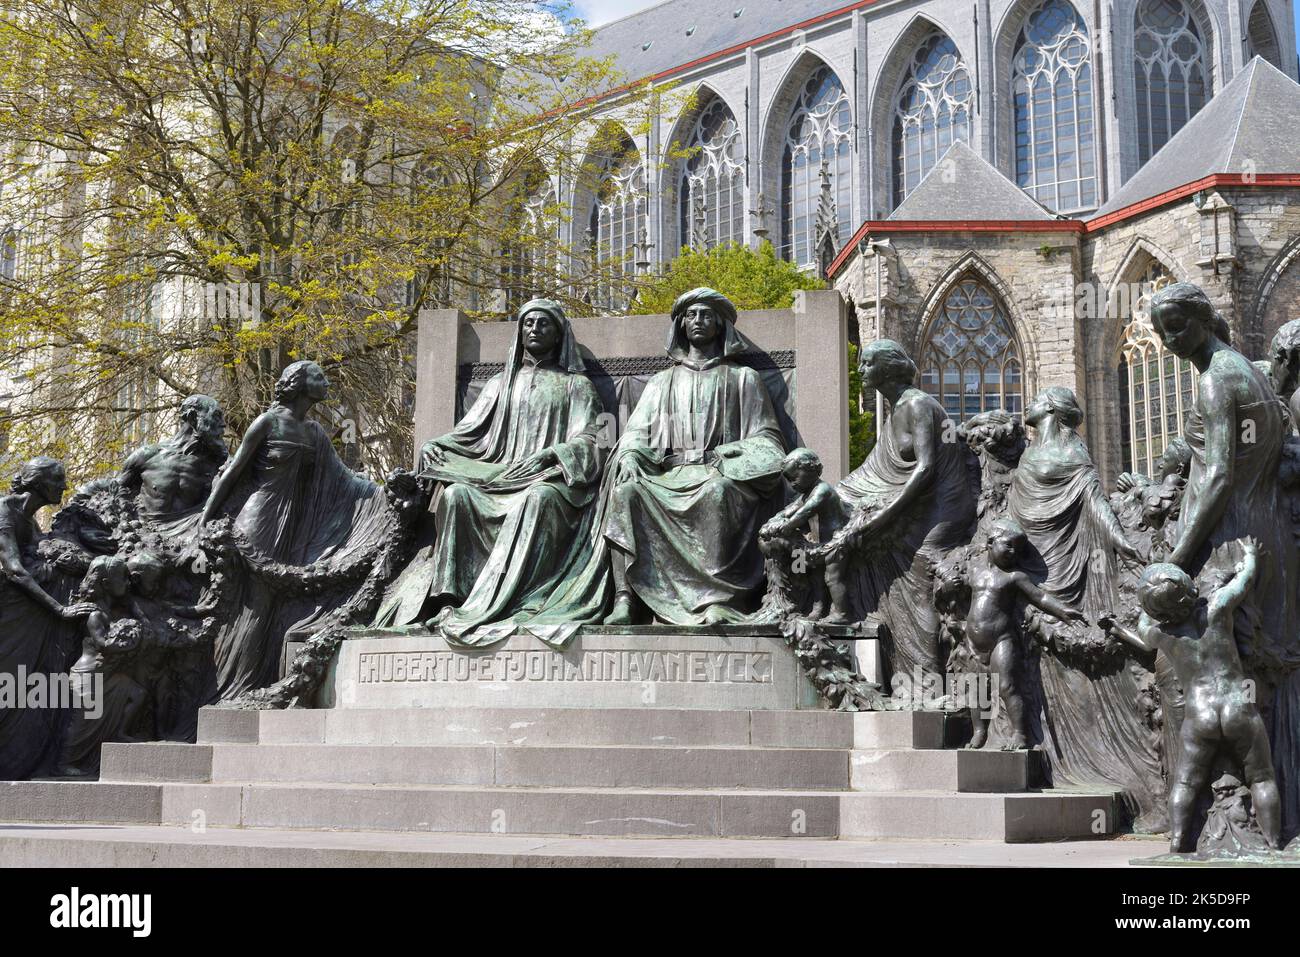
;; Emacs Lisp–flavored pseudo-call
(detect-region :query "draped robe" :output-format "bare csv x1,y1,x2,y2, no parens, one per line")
530,347,786,627
603,359,786,623
1008,440,1166,829
0,498,78,779
211,422,391,700
1179,373,1300,837
837,391,976,680
375,346,604,644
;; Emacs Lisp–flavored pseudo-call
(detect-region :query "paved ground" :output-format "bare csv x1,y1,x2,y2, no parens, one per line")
0,823,1174,867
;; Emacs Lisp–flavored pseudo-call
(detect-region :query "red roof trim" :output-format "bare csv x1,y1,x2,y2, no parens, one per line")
1084,173,1300,231
828,173,1300,278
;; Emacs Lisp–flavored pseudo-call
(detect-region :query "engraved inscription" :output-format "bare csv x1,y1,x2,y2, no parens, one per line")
357,650,773,684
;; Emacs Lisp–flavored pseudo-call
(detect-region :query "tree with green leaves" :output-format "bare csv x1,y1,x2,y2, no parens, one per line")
629,240,825,315
0,0,646,482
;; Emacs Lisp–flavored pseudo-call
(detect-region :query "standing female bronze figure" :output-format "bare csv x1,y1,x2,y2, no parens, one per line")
825,340,976,681
0,458,95,778
1008,387,1164,829
1150,282,1299,837
200,361,394,700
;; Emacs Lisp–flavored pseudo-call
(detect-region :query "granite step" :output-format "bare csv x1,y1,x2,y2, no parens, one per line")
850,747,1034,793
0,824,1154,868
197,705,944,750
100,741,854,790
101,738,1028,792
0,779,1119,841
840,789,1120,842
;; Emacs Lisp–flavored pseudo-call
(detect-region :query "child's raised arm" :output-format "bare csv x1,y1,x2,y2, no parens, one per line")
1015,573,1085,624
1208,538,1260,622
1097,612,1153,654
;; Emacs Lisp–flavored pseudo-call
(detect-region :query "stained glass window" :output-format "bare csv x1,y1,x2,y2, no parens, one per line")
892,33,973,207
919,278,1024,423
1118,261,1199,475
1012,0,1097,211
1246,1,1282,68
1133,0,1208,165
590,141,646,310
679,99,745,250
503,180,557,310
781,66,852,266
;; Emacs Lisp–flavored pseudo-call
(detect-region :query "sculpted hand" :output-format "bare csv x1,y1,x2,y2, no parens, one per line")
527,448,559,470
614,456,641,483
1115,538,1143,565
422,442,447,468
1115,472,1141,493
1061,606,1087,624
60,602,98,621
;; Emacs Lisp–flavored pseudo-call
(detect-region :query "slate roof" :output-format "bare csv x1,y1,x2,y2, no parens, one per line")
887,140,1056,221
1095,57,1300,216
585,0,853,81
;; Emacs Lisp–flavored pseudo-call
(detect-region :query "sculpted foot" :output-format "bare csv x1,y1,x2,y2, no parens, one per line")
1001,734,1028,751
701,605,730,625
966,730,988,750
820,609,853,625
605,593,636,625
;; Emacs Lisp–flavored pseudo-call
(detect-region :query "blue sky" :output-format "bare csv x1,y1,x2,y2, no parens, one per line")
572,0,1300,51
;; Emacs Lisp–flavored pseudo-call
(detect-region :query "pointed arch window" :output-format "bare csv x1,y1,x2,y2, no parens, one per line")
589,140,646,310
1245,1,1282,68
679,98,745,250
1133,0,1209,165
502,175,558,311
919,276,1024,423
1118,261,1199,476
893,32,973,207
781,66,852,266
1012,0,1097,211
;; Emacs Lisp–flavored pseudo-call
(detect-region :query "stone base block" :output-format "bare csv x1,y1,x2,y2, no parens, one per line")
327,625,838,711
839,790,1119,842
851,748,1030,793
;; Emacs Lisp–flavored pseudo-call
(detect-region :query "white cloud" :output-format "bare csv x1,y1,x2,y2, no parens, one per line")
572,0,662,27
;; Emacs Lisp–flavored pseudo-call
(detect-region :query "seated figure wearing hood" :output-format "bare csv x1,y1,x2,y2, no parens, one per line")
544,288,786,626
376,299,606,644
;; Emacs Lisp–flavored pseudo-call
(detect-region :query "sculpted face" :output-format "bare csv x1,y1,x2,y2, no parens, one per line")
127,557,165,597
859,350,903,394
521,310,561,359
1023,393,1050,427
683,303,721,348
783,462,819,494
303,365,330,402
182,398,226,445
1151,301,1208,361
196,402,225,441
989,531,1019,568
33,466,67,508
86,559,130,600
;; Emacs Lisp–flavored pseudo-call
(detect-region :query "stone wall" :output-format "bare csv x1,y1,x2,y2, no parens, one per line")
831,185,1300,486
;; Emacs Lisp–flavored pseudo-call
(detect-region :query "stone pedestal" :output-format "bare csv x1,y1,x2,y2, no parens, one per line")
322,624,854,711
